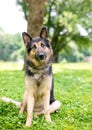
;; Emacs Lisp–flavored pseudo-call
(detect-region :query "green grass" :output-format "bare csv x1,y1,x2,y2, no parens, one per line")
0,63,92,130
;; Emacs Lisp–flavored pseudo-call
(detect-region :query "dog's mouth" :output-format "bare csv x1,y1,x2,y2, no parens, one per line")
35,52,46,62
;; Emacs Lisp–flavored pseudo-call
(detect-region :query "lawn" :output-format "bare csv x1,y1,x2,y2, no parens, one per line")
0,62,92,130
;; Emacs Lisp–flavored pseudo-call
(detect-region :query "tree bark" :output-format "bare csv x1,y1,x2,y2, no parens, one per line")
27,0,46,37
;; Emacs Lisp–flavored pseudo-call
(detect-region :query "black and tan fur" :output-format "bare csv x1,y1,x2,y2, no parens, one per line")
2,27,61,127
20,27,54,126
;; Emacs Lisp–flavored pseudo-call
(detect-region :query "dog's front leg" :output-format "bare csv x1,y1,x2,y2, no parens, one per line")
19,91,27,114
25,91,34,127
43,90,51,122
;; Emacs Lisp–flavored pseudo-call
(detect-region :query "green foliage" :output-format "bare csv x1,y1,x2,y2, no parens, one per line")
45,0,92,61
0,63,92,129
0,33,24,61
16,0,92,62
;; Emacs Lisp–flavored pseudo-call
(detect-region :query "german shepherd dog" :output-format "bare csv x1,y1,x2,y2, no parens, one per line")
2,27,61,127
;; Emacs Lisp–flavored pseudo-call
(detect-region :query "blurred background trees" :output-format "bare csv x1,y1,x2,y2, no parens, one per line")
0,28,24,61
45,0,92,62
0,0,92,62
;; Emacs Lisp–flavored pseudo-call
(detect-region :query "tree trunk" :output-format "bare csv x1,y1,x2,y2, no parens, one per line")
53,52,59,63
27,0,46,37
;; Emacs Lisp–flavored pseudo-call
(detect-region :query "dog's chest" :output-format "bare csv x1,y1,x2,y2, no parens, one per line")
34,74,45,97
28,66,47,85
34,80,45,110
34,73,43,82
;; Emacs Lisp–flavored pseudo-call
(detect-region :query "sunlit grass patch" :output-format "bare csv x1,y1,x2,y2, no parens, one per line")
0,61,23,71
53,63,92,73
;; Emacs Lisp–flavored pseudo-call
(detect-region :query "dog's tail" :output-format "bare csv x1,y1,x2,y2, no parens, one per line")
1,97,21,108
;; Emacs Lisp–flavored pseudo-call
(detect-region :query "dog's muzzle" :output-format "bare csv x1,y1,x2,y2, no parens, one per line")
35,52,46,61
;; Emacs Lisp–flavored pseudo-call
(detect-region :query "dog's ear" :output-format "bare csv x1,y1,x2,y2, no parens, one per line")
40,27,48,39
22,32,32,46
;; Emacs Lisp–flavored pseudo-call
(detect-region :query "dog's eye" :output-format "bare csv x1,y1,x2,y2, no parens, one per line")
31,45,37,50
41,43,45,48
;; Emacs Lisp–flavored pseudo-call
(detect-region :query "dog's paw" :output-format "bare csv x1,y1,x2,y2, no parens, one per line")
46,119,55,125
45,116,52,122
19,109,24,114
34,111,44,117
25,121,32,127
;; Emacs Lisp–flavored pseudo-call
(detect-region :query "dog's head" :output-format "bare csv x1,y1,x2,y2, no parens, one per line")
22,27,53,67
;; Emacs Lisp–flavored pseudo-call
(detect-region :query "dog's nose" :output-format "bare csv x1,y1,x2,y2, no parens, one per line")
36,52,46,61
38,53,45,60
